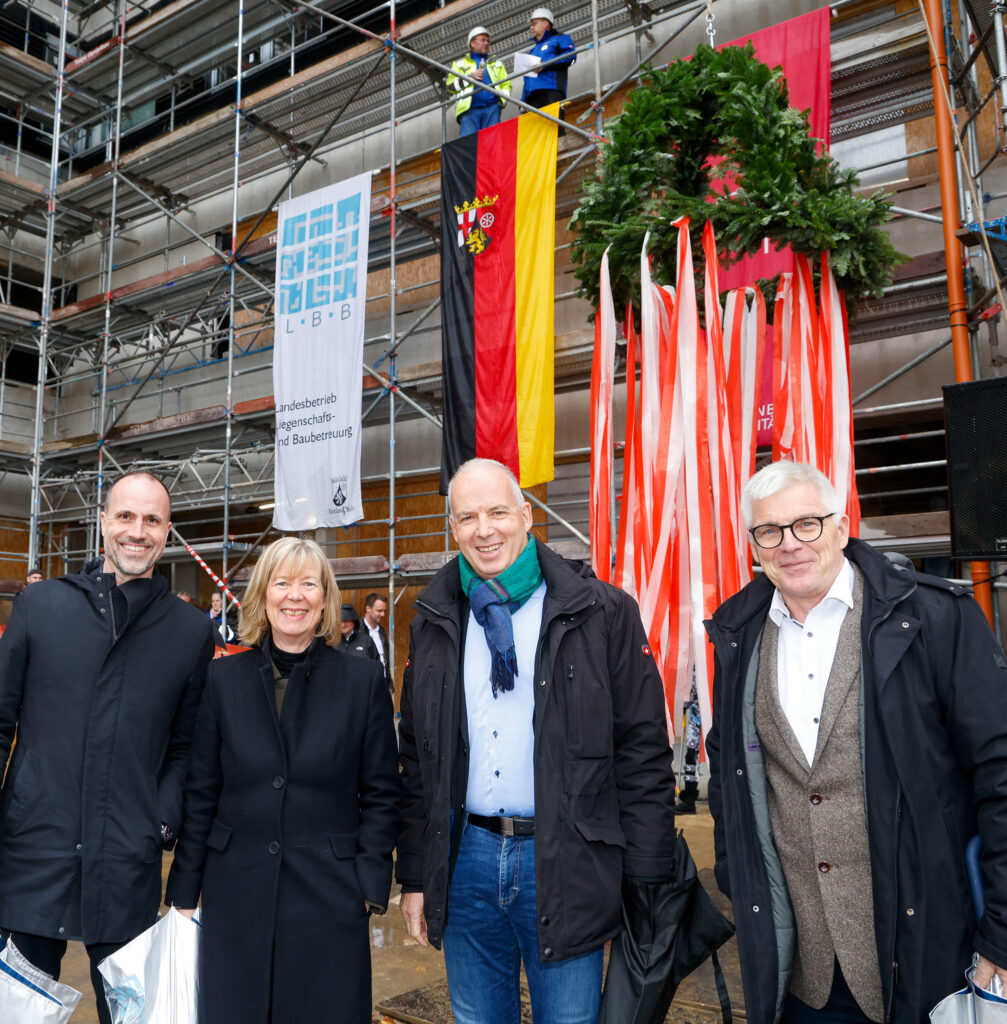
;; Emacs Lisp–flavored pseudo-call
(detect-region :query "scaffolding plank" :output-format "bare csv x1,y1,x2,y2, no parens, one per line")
234,396,275,416
107,404,228,440
0,168,46,199
51,231,277,325
0,303,38,325
0,39,54,81
66,0,208,75
330,555,391,575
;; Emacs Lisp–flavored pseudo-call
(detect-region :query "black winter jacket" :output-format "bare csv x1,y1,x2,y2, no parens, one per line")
396,539,678,962
340,625,380,662
705,538,1007,1024
0,562,215,943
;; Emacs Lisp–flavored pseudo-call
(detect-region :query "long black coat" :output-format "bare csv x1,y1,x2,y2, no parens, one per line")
705,538,1007,1024
165,637,400,1024
0,563,215,943
396,540,678,963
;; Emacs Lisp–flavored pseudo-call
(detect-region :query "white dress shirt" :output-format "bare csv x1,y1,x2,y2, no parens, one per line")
463,580,545,817
768,558,855,765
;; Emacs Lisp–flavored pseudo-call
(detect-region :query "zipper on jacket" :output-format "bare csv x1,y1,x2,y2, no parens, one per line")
107,582,118,640
865,583,913,1024
532,602,592,752
533,606,578,701
567,664,577,747
533,599,594,684
533,625,549,693
884,790,902,1024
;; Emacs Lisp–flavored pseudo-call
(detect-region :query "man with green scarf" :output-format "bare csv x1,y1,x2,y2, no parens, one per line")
397,458,677,1024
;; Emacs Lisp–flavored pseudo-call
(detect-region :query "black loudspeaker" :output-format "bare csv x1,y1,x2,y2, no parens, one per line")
943,376,1007,559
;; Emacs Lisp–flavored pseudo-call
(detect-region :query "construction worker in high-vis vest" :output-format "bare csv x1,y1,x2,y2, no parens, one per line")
447,26,512,137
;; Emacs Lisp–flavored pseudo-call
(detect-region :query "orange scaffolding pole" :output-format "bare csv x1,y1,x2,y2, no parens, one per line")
923,0,995,626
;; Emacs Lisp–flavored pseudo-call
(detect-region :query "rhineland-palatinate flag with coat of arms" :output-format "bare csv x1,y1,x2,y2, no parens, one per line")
439,106,559,493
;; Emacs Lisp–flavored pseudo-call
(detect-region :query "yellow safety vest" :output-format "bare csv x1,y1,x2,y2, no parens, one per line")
446,54,511,119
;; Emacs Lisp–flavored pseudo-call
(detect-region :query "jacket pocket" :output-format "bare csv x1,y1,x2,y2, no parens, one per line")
941,807,976,925
565,753,620,824
574,819,626,848
563,658,614,758
329,832,359,859
0,750,35,835
206,819,232,852
419,666,443,754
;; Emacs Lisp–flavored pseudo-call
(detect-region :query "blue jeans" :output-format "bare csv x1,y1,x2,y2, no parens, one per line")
458,104,501,137
442,821,604,1024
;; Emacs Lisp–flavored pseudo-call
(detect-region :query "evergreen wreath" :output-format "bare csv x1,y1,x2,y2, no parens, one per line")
569,44,905,319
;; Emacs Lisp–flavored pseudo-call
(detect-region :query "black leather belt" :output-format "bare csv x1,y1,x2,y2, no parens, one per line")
468,813,535,836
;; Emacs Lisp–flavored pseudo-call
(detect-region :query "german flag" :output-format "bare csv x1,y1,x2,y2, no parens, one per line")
439,108,559,493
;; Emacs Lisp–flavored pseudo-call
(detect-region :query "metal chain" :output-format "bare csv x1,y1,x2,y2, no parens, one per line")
705,0,715,45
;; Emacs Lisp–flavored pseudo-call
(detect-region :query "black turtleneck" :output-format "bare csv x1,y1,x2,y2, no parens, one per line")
270,645,309,717
271,645,307,677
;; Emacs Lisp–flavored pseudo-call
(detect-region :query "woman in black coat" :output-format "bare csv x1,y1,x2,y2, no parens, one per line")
166,537,400,1024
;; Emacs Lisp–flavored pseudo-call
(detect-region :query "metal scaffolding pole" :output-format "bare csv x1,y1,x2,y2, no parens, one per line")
28,0,70,569
993,2,1007,144
589,0,604,135
94,0,129,558
223,0,246,606
387,0,398,691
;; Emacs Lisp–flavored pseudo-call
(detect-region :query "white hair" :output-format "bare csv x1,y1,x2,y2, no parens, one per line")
741,461,843,527
447,458,525,516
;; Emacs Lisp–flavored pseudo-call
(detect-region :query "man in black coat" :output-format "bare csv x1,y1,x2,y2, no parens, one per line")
207,589,237,646
0,471,215,1023
362,591,394,695
339,603,380,661
11,565,42,603
706,460,1007,1024
397,458,677,1024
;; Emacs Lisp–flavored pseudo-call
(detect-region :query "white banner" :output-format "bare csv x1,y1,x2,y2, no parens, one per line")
272,172,371,530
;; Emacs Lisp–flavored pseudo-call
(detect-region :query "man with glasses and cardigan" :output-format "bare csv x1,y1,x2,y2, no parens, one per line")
705,460,1007,1024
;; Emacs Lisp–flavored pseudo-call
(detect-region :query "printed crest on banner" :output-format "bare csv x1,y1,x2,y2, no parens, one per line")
455,194,498,256
331,476,348,508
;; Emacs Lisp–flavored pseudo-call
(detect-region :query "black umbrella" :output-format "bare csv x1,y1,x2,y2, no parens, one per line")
598,830,735,1024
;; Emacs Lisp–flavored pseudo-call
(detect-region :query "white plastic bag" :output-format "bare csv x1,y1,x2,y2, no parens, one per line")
0,938,82,1023
98,909,200,1024
930,954,1007,1024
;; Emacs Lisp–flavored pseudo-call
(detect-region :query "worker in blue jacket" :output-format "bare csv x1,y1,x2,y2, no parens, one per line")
521,7,576,112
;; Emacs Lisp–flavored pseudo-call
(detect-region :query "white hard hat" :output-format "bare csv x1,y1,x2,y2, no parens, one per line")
530,7,555,25
467,25,490,46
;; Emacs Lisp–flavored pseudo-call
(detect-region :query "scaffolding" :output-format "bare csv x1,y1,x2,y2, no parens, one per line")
0,0,1004,647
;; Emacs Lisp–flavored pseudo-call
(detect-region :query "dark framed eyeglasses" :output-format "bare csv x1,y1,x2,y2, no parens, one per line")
748,513,836,549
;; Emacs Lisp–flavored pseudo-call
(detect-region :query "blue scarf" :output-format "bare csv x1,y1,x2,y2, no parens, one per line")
459,536,543,697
